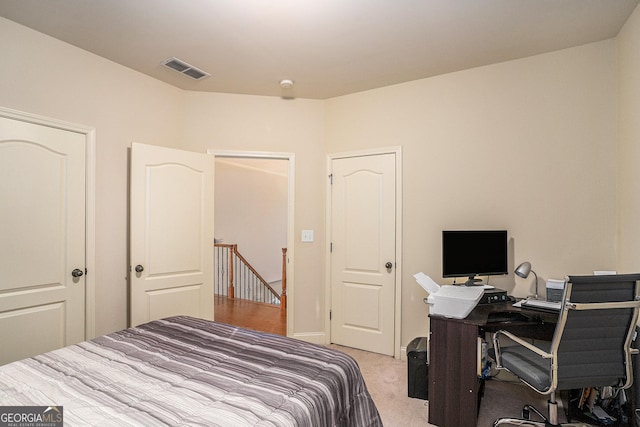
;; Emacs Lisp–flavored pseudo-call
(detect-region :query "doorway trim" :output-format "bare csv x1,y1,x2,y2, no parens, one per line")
325,146,403,358
208,149,295,336
0,106,97,339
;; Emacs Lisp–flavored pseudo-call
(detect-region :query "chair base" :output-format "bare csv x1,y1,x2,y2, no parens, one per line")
493,419,547,427
493,403,550,427
493,399,591,427
493,419,591,427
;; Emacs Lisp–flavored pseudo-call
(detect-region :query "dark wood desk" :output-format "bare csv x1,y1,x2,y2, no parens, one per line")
428,302,557,427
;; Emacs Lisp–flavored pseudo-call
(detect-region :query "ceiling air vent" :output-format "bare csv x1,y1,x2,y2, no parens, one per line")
162,57,210,80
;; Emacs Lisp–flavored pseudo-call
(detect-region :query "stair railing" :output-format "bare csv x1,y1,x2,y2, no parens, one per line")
214,243,284,308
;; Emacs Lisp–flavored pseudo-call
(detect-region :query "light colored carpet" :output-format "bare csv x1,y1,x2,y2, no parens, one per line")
329,344,429,426
330,344,572,427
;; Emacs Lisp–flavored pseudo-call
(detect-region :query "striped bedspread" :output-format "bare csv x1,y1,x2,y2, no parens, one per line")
0,316,382,426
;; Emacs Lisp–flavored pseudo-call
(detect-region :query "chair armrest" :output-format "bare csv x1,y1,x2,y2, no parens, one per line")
492,329,553,368
566,300,640,311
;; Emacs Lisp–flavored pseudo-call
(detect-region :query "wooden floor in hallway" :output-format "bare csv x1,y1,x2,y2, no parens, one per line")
214,295,286,336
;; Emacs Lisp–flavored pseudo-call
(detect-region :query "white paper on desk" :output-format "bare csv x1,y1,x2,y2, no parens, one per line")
546,278,565,289
414,272,440,294
594,270,617,276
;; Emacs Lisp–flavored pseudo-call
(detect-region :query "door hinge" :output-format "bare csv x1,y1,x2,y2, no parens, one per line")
330,242,333,252
329,174,333,185
329,309,332,320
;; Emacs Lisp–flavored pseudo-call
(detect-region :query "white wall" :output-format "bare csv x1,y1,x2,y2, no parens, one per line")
325,40,618,346
1,13,633,352
617,5,640,272
0,17,328,337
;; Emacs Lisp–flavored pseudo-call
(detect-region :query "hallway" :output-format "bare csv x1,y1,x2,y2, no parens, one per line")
214,295,286,336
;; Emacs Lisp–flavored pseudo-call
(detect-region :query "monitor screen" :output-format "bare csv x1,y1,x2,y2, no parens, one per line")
442,230,508,284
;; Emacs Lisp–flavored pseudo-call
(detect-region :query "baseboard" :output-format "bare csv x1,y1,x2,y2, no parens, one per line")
292,332,326,345
293,334,408,359
400,346,408,361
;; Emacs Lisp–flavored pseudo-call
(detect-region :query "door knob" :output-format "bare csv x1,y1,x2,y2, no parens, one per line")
71,268,84,278
135,265,144,273
385,262,393,269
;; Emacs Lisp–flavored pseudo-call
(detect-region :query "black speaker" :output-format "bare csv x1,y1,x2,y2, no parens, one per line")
407,337,428,400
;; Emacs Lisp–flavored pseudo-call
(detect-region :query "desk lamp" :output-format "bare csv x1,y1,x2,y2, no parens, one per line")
515,261,539,299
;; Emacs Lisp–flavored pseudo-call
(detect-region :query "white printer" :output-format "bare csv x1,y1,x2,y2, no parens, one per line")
415,272,484,319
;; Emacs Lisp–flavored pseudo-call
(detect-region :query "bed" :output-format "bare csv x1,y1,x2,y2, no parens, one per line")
0,316,382,426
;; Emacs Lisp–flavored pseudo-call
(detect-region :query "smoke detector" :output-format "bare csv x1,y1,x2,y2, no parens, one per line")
280,79,294,89
162,57,210,80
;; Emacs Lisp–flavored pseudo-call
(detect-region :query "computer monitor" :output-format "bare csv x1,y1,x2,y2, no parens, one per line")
442,230,508,285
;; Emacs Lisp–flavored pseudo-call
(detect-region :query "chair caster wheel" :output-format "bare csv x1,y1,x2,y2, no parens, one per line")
522,407,530,420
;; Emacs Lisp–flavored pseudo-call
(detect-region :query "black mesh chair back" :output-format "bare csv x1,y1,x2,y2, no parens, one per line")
554,274,640,391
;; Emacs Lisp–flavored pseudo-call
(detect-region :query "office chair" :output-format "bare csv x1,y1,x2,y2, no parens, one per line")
492,273,640,426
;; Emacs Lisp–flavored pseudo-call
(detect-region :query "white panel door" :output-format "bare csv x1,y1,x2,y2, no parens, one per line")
0,117,86,365
330,153,396,355
130,143,214,327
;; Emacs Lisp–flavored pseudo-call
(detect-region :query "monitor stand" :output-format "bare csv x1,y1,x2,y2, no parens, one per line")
464,276,483,286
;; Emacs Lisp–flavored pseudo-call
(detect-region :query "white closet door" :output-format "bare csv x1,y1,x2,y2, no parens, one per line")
0,116,86,365
330,153,396,356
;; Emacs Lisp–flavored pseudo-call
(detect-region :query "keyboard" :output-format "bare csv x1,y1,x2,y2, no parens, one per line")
520,299,561,312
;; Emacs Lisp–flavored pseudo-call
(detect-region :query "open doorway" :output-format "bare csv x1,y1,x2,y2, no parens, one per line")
211,152,293,336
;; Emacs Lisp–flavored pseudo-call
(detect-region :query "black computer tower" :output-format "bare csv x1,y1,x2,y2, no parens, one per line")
407,337,429,400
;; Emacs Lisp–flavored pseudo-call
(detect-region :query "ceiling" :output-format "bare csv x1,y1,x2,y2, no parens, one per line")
1,0,638,100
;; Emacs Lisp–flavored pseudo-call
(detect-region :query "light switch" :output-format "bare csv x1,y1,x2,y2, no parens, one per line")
301,230,314,242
